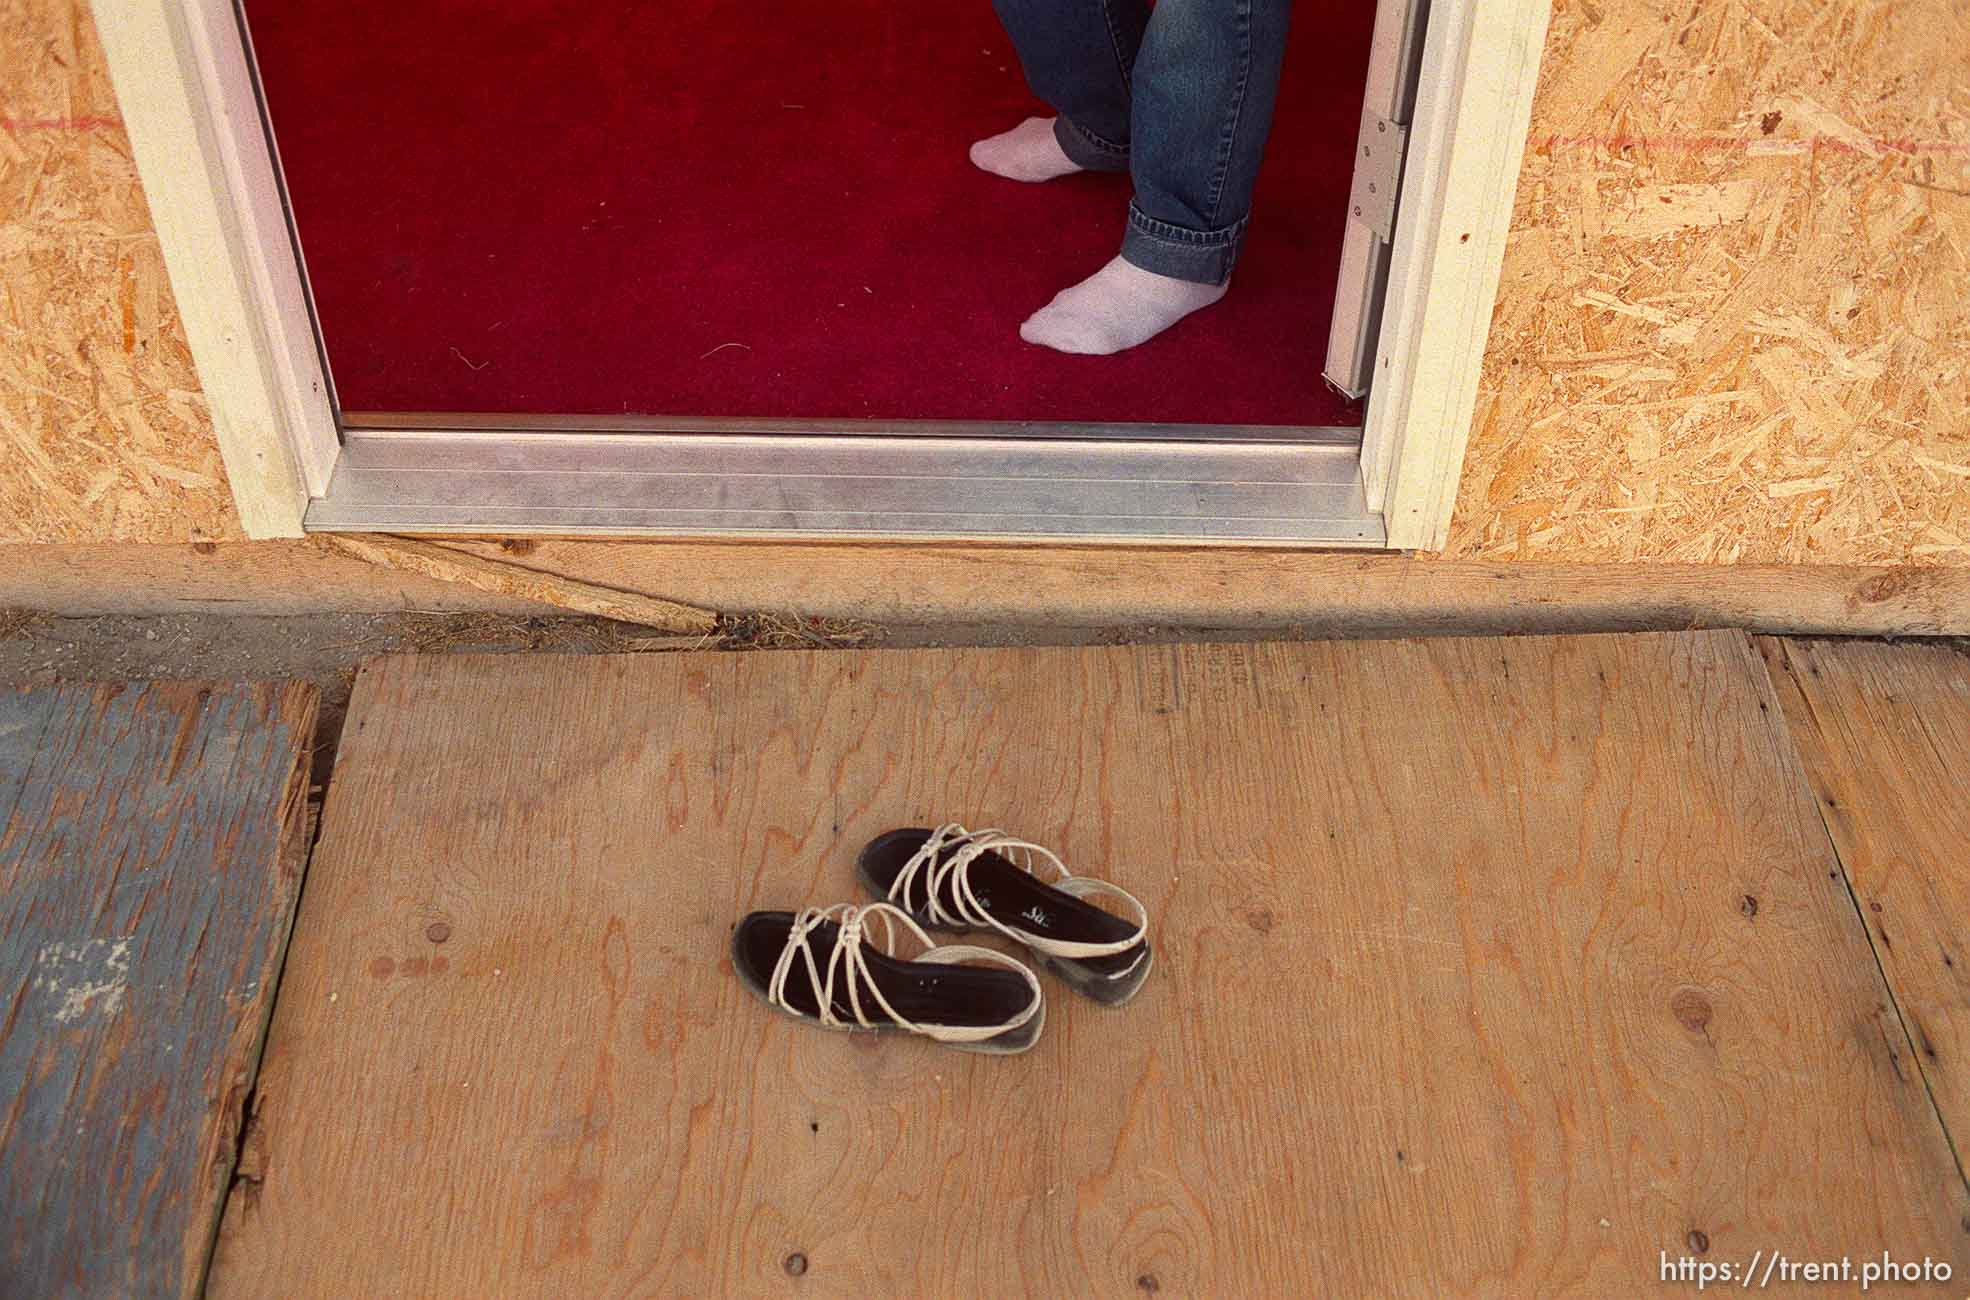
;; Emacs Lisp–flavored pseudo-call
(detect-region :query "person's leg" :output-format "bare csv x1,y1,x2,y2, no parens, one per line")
1023,0,1294,354
973,0,1150,182
1126,0,1294,285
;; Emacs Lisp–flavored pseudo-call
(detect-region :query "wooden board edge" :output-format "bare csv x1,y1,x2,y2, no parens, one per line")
186,680,319,1299
1364,0,1553,546
319,536,718,633
1750,635,1970,1196
3,540,1970,635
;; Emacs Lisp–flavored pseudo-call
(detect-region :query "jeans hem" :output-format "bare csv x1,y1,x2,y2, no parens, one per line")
1120,202,1248,286
1054,116,1131,172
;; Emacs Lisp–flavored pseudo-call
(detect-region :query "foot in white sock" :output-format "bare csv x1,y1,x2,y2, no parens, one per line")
1020,256,1228,355
970,116,1084,183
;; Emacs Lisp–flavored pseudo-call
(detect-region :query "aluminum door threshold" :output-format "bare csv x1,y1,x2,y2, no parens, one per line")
306,428,1386,546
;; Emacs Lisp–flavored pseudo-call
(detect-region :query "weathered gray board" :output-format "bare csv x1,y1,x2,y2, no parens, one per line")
0,682,317,1298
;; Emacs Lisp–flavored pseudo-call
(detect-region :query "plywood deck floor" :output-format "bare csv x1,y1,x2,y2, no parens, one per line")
199,633,1970,1296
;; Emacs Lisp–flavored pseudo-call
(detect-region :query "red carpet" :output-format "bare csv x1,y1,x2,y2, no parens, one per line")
245,1,1373,427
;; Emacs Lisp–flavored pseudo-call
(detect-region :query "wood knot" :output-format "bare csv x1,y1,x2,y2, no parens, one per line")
425,921,452,944
783,1252,808,1277
1243,906,1276,934
191,541,218,555
499,538,539,556
1850,568,1926,606
1686,1228,1710,1255
1670,988,1713,1035
1739,894,1759,920
1136,1275,1160,1294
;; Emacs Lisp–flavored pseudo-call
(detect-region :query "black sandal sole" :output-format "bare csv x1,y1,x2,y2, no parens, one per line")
857,828,1153,1007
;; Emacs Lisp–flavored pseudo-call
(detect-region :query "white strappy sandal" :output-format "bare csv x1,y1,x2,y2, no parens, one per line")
857,824,1154,1006
731,901,1046,1054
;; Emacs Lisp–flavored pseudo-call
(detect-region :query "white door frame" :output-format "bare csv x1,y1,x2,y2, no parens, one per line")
94,0,1548,550
1365,0,1550,547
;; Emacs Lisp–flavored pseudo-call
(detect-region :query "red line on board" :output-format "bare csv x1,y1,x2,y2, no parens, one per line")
0,115,123,131
1538,132,1970,156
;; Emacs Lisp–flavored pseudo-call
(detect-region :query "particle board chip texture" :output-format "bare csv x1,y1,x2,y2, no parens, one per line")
1453,0,1970,564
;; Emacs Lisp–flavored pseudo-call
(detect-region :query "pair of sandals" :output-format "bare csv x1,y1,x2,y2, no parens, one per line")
733,823,1153,1055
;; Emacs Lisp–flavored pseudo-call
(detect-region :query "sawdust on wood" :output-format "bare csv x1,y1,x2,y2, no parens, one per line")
0,608,47,640
715,611,882,650
390,613,698,654
392,610,879,654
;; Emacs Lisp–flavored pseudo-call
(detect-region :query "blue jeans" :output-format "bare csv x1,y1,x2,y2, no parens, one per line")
991,0,1295,285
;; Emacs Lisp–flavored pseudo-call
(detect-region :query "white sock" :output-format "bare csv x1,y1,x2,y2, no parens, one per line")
970,116,1084,183
1020,256,1228,355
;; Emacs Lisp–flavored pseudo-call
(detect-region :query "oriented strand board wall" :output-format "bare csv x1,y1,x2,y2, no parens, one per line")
0,0,241,543
1448,0,1970,563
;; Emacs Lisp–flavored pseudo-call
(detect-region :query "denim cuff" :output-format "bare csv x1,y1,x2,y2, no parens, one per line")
1120,201,1248,286
1054,116,1130,173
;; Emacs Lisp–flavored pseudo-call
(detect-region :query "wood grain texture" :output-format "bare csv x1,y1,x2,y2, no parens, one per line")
320,535,718,632
208,635,1967,1296
430,539,1970,634
1761,636,1970,1158
0,679,316,1298
13,539,1970,636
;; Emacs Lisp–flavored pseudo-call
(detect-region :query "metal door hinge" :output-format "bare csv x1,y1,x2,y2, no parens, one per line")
1348,107,1409,243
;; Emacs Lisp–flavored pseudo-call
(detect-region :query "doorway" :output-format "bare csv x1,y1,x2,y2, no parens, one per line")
94,0,1547,544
